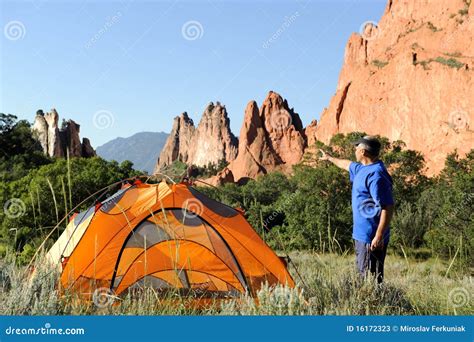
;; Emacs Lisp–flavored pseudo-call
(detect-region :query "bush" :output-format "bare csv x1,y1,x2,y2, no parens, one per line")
0,157,141,259
3,116,472,271
285,164,352,252
202,134,473,269
423,151,474,267
390,188,440,250
372,60,389,68
434,57,465,69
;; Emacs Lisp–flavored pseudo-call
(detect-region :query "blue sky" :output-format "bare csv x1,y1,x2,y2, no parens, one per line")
1,0,386,147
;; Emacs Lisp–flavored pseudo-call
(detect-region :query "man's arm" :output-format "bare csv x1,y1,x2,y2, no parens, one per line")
370,204,394,250
319,149,351,171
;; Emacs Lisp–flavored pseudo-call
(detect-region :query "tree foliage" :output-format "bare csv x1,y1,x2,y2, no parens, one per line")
0,115,141,262
200,133,473,269
1,116,472,270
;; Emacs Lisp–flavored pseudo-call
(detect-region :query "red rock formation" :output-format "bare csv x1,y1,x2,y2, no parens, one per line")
304,119,318,147
82,138,95,157
154,103,238,172
314,0,474,174
32,109,96,158
227,91,307,183
201,167,235,187
155,112,195,170
189,102,238,167
35,109,63,157
60,120,83,157
32,111,49,155
158,0,473,182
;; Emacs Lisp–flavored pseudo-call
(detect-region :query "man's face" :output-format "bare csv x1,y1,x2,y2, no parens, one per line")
355,145,364,162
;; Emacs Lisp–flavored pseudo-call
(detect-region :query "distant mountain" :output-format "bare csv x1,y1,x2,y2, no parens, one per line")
96,132,169,174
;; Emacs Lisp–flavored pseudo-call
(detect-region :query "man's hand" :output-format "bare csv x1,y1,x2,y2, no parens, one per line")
370,205,394,251
319,149,330,161
370,233,384,251
318,149,351,171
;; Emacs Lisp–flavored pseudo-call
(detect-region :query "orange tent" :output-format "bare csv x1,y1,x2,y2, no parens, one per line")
46,180,295,301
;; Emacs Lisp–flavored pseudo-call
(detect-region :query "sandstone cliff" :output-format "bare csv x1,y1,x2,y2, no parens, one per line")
226,91,307,183
161,0,474,182
190,102,238,167
155,112,195,169
32,109,96,158
313,0,474,174
154,102,238,172
202,91,307,185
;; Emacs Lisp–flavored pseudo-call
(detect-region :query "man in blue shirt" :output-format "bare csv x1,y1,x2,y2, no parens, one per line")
319,136,394,283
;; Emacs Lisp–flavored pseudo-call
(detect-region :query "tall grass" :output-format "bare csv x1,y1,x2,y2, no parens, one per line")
1,250,472,315
3,156,471,315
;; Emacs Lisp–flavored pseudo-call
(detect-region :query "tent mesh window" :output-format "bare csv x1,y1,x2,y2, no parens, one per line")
112,209,246,298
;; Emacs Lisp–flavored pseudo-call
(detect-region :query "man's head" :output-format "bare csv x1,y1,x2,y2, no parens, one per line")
353,136,381,163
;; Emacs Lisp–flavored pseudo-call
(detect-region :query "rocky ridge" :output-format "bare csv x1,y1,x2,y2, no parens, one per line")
32,109,96,158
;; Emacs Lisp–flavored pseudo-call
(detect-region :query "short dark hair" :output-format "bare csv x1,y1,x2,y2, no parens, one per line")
353,136,381,157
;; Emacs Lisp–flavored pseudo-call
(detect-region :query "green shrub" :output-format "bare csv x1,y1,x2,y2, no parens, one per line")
414,57,465,70
372,60,389,68
434,56,465,69
391,192,438,250
0,157,141,260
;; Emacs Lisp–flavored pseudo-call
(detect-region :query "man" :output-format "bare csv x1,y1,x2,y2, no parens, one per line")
319,136,394,283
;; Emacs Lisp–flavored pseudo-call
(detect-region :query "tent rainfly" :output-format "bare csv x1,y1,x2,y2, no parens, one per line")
46,180,295,301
